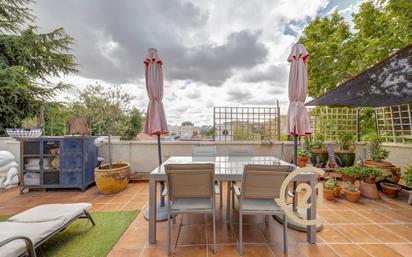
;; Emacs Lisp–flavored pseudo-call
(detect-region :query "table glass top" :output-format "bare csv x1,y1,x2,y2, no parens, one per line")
150,156,294,175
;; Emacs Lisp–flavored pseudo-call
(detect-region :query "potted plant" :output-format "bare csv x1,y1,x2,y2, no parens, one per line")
334,132,356,167
297,149,309,167
343,182,361,202
337,166,360,184
358,167,383,184
307,134,328,167
361,137,401,183
95,110,131,194
324,178,341,200
380,182,401,199
402,166,412,188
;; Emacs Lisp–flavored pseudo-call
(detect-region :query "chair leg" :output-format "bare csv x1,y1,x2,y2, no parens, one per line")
167,214,172,256
239,212,243,256
212,211,216,254
283,213,288,255
219,182,223,208
265,215,269,225
84,211,96,226
232,182,235,209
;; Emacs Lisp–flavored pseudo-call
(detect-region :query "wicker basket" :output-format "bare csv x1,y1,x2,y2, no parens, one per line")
6,128,42,139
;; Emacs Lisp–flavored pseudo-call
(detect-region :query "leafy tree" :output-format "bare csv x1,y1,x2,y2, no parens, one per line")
0,0,77,135
121,108,144,140
70,84,143,140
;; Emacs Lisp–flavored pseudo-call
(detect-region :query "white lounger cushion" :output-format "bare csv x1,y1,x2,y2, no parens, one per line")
0,220,64,257
8,203,92,223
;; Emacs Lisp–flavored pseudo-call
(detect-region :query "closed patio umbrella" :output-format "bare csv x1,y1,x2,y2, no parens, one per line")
286,43,311,165
143,48,169,221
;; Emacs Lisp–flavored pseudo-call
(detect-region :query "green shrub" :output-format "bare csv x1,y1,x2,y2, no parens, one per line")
344,181,359,192
370,137,389,162
403,166,412,187
357,167,383,178
337,166,360,178
298,149,310,157
325,177,339,190
337,132,355,150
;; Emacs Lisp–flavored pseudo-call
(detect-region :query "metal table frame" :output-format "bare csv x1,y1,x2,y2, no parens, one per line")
148,156,318,244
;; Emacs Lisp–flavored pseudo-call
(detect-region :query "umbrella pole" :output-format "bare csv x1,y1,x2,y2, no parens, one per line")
158,134,165,207
143,134,168,221
293,135,298,212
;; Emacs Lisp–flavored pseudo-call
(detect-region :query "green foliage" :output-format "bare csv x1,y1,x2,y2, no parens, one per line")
325,177,339,190
43,102,72,136
298,149,309,157
344,181,359,192
0,0,34,33
306,133,325,149
337,166,361,178
121,108,144,140
301,0,412,97
0,0,77,135
370,136,390,162
403,166,412,187
357,167,383,178
337,132,355,150
70,84,143,139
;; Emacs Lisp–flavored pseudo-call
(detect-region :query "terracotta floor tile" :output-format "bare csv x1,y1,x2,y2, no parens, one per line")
359,244,404,257
214,245,241,257
123,201,146,210
359,224,407,242
333,224,379,243
177,225,207,245
89,203,106,212
115,227,148,249
379,210,412,223
330,244,372,257
132,194,149,201
383,224,412,241
172,246,207,257
269,243,306,257
336,210,372,223
387,243,412,257
111,194,134,203
106,249,142,257
233,224,267,243
299,244,340,257
238,244,274,257
102,203,126,211
318,225,351,243
356,210,396,223
318,210,351,223
140,247,166,257
206,224,236,244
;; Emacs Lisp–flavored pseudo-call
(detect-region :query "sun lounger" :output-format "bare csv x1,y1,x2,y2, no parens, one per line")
0,203,95,257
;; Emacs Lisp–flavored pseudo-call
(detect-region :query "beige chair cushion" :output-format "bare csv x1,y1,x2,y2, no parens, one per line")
171,198,212,211
0,220,64,257
8,203,91,223
241,199,282,212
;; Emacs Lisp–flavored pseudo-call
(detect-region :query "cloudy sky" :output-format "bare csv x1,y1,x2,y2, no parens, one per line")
32,0,363,126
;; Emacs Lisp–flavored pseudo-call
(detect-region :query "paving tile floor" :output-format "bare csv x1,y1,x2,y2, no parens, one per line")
1,182,412,257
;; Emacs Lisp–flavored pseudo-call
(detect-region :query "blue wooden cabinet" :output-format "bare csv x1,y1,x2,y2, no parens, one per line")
19,136,97,192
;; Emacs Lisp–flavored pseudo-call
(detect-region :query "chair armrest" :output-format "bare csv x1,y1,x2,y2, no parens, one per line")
214,182,220,194
232,183,241,198
0,236,37,257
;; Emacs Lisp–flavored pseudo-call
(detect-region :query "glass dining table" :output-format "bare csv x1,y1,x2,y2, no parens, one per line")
148,156,319,245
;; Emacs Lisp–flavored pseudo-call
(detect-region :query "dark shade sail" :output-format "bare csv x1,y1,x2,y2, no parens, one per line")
306,44,412,107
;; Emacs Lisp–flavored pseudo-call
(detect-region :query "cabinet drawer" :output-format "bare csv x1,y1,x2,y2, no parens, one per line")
62,172,82,185
63,140,83,153
61,156,83,170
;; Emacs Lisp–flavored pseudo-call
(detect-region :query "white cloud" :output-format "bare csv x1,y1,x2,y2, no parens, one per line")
33,0,361,126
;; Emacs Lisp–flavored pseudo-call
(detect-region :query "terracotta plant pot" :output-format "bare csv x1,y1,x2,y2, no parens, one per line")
343,189,361,202
360,181,379,199
95,162,130,194
334,149,355,167
380,182,401,199
341,175,356,184
324,189,335,201
334,186,342,197
362,161,401,184
297,156,309,168
310,149,328,167
363,174,376,184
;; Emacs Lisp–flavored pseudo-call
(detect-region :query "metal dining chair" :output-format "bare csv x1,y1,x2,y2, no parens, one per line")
232,164,290,255
192,146,223,207
165,163,216,255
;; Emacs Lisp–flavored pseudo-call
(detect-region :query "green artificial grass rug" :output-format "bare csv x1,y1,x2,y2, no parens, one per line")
34,210,138,257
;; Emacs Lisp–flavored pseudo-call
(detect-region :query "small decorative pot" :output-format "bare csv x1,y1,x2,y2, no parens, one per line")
324,189,335,201
334,186,342,197
363,174,376,184
380,182,401,199
343,189,361,202
297,156,309,168
341,175,356,184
